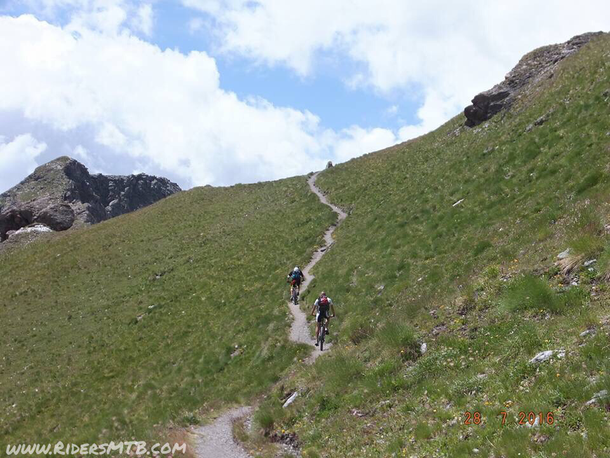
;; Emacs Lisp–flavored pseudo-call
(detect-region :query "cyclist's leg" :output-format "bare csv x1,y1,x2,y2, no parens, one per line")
290,282,296,300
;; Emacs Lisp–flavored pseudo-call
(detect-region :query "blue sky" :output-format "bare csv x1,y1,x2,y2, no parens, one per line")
0,0,608,191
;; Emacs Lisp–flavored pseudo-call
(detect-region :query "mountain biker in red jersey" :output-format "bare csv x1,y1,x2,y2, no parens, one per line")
311,291,336,345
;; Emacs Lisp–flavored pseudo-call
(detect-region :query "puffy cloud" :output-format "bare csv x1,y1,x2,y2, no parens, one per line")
132,3,153,36
72,144,91,162
329,126,397,163
21,0,153,36
0,134,47,192
186,0,610,138
0,14,392,188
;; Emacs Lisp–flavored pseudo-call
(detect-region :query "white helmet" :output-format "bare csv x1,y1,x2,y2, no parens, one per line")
294,267,299,272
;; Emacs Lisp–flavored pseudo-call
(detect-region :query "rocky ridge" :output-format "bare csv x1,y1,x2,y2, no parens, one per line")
0,156,181,241
464,32,605,127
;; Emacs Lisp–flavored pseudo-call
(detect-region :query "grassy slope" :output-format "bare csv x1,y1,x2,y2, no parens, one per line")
251,35,610,457
0,177,334,445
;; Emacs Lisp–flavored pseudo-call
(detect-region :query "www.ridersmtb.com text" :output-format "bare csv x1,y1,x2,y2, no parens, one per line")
6,441,187,456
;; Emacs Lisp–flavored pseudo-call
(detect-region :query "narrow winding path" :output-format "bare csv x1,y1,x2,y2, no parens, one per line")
190,171,346,457
289,172,347,361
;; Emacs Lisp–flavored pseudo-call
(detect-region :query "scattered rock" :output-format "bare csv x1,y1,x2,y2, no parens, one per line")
532,433,550,444
230,346,242,358
464,33,603,127
525,113,550,132
269,431,300,450
525,416,540,428
351,409,366,417
450,127,463,137
36,203,75,231
557,248,571,259
584,259,597,267
431,324,447,336
420,342,427,355
580,328,596,337
326,161,333,169
529,349,565,364
10,224,53,237
585,390,608,406
282,391,299,408
464,92,509,127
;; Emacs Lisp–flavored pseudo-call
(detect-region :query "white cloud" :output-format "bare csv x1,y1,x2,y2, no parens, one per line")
186,0,610,139
385,105,398,116
72,144,90,161
0,134,47,192
4,2,607,189
23,0,154,36
0,15,394,187
329,126,398,163
182,0,224,16
188,17,205,34
131,3,153,36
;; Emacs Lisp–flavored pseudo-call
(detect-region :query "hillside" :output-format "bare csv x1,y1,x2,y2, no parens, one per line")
243,33,610,457
1,31,609,458
0,177,334,445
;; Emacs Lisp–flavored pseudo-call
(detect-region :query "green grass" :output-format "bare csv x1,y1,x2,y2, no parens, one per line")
0,177,334,446
247,34,610,457
499,274,573,314
3,33,610,458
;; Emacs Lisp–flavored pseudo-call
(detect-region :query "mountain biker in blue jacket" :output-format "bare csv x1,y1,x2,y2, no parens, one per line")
287,266,305,299
311,292,335,345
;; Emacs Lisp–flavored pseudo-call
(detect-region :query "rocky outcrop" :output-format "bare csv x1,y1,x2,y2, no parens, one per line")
464,32,604,127
0,156,181,241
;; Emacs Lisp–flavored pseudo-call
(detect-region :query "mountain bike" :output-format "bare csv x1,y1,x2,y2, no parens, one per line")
290,282,300,305
317,316,331,351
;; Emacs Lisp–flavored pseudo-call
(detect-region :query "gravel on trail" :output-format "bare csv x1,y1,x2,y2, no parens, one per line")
192,171,346,457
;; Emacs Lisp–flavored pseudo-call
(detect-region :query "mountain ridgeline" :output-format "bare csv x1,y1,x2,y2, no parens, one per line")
1,32,609,457
0,156,181,242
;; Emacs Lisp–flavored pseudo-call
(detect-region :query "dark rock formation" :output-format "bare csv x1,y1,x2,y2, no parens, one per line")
0,156,181,241
464,32,604,127
326,161,334,169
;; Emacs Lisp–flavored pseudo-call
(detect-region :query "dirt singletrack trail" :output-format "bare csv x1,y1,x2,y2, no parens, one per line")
191,406,252,458
288,171,347,362
191,171,346,457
